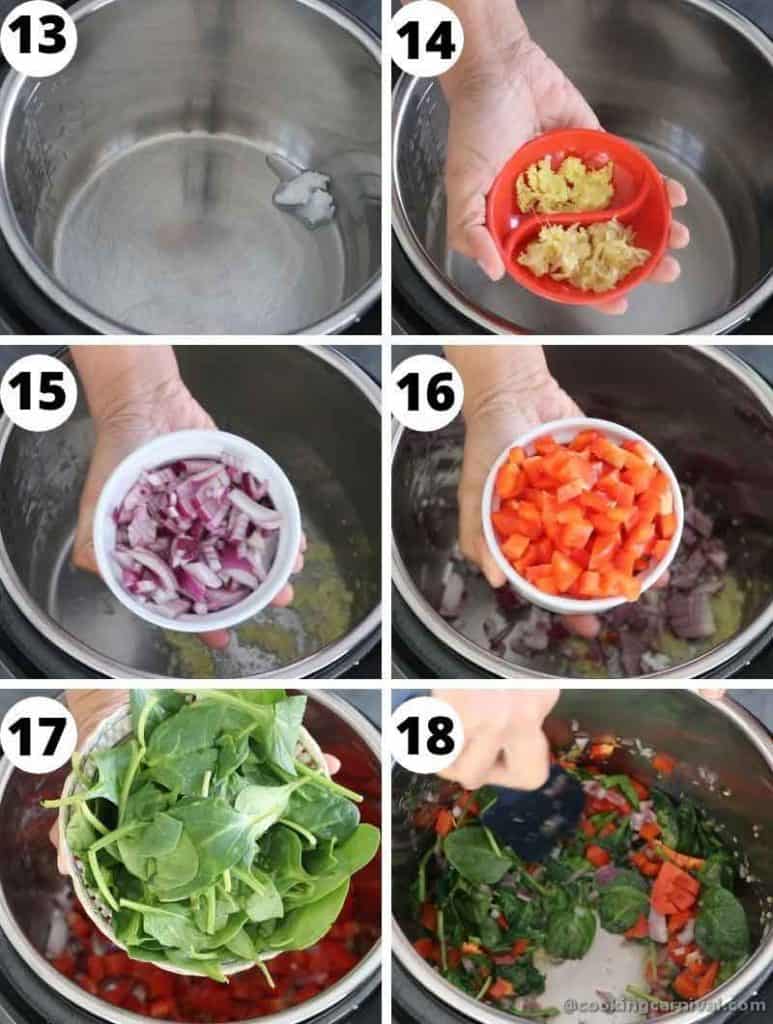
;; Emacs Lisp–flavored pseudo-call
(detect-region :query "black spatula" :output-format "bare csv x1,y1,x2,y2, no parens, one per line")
480,764,585,861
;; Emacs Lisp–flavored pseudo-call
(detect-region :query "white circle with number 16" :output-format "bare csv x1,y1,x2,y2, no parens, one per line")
0,1,77,77
390,696,464,774
389,1,464,77
0,697,77,773
0,353,78,431
390,354,464,432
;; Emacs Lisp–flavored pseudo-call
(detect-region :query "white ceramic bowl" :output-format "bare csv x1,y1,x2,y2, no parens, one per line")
93,429,302,632
58,703,328,977
481,417,684,615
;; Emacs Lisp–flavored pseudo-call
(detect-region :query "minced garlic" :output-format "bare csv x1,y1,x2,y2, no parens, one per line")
518,220,650,293
517,155,614,214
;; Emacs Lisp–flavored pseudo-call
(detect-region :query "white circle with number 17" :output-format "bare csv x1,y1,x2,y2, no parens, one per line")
389,1,464,77
0,353,78,431
390,354,464,432
0,1,77,77
0,697,77,773
390,696,464,774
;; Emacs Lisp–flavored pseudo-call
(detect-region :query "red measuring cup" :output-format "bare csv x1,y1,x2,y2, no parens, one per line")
486,129,671,305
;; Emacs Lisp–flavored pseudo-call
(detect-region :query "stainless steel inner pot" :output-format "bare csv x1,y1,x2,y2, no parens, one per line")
392,0,773,335
392,690,773,1024
0,346,381,678
0,0,381,335
0,690,382,1024
392,345,773,678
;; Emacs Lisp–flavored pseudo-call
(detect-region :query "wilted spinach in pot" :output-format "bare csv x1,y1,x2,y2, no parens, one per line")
44,689,380,983
408,747,752,1018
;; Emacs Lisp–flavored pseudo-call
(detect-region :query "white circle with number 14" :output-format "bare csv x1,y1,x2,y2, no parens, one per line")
389,1,464,77
0,697,77,773
390,696,464,774
390,354,464,432
0,1,77,77
0,353,78,431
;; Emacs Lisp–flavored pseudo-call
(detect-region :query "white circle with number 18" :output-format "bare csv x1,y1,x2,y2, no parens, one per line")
0,697,77,773
389,1,464,77
390,696,464,774
390,354,464,432
0,1,77,77
0,353,78,431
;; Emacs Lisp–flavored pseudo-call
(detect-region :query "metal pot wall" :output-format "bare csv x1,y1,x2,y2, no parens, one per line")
0,690,381,1024
392,346,773,678
0,346,381,679
392,0,773,336
393,690,773,1024
0,0,381,335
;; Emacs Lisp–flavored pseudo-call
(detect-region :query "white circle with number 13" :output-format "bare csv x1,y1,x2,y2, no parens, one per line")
390,696,464,774
389,1,464,77
0,697,77,773
390,354,464,432
0,353,78,431
0,1,77,77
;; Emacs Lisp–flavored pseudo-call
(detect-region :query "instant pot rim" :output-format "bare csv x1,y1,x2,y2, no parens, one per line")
0,688,383,1024
391,691,773,1024
391,0,773,336
0,344,382,680
0,0,382,337
390,345,773,679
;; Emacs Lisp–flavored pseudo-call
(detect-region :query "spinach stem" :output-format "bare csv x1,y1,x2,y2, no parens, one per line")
512,1009,560,1021
625,985,670,1008
255,959,275,990
205,886,216,934
417,846,433,904
231,866,265,894
279,818,317,847
222,869,232,893
118,740,144,825
437,908,447,972
476,976,492,1001
482,826,502,858
517,868,549,897
293,760,363,803
80,800,109,836
88,849,119,911
136,696,158,750
201,771,212,799
88,821,144,854
120,899,179,917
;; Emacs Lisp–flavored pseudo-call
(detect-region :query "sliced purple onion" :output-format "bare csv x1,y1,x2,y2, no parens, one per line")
648,907,668,944
111,455,284,617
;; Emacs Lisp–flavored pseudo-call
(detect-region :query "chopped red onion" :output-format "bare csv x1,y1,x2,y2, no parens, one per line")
648,907,668,944
112,455,283,617
676,919,695,945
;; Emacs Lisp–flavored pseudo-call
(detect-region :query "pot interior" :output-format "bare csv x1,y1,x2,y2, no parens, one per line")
393,691,773,1021
0,0,380,333
0,691,382,1024
393,346,773,678
0,346,381,678
394,0,773,334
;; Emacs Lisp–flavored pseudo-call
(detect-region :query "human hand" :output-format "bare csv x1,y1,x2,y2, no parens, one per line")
72,367,303,651
49,689,340,873
443,38,689,313
435,688,560,791
451,346,671,641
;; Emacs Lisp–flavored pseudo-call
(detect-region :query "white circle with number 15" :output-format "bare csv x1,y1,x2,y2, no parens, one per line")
390,696,464,774
0,353,78,431
0,697,77,773
389,1,464,77
0,2,77,77
390,354,464,432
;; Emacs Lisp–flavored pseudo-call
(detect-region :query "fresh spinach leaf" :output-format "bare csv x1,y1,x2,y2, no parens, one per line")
443,827,511,884
264,881,350,951
130,691,186,744
285,785,360,842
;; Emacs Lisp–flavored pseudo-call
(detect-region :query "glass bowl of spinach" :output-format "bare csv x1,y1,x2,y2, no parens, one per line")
45,689,380,983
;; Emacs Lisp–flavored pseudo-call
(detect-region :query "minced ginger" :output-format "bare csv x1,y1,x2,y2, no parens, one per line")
518,220,650,293
517,155,614,214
